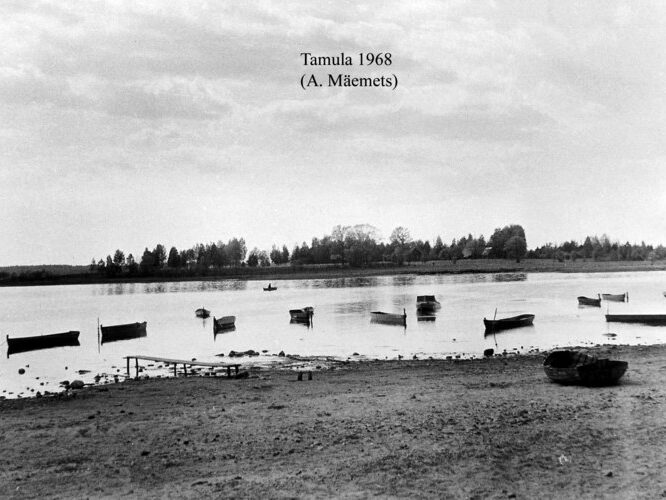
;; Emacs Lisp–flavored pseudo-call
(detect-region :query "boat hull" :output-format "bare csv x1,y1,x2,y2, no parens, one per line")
213,316,236,333
605,314,666,325
371,311,407,327
483,314,534,333
100,322,147,344
7,331,80,355
602,293,628,302
543,350,597,384
577,296,601,307
577,359,628,386
195,308,210,318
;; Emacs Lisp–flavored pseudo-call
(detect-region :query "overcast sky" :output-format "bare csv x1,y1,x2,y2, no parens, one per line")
1,1,665,265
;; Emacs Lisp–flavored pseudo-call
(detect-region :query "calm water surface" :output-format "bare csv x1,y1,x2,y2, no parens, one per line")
2,271,666,398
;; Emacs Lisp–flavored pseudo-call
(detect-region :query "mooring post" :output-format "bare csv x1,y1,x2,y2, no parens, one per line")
173,363,177,377
183,363,187,376
135,358,139,379
126,357,130,378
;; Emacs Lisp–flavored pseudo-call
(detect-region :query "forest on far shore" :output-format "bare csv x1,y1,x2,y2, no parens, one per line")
3,223,666,285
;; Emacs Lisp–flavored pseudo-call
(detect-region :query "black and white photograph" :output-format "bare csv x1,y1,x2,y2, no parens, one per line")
1,1,665,498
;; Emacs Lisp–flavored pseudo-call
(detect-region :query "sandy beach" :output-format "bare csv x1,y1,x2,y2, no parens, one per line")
1,344,665,499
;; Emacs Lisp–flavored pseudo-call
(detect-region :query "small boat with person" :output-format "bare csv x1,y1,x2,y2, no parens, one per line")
7,331,80,356
289,306,314,324
100,321,147,344
483,313,534,333
601,292,628,302
263,283,278,291
371,309,407,327
416,295,441,313
605,314,666,325
577,295,601,307
213,316,236,333
195,307,211,318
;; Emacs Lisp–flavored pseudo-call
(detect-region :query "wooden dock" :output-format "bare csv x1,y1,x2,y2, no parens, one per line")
124,355,242,379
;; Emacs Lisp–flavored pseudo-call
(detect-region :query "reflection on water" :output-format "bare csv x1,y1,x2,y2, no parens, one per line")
3,271,666,398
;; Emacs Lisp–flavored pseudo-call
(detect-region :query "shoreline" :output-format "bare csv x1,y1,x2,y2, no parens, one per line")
2,343,665,498
2,258,666,287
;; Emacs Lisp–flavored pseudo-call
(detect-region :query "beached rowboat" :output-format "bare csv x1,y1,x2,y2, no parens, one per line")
100,322,147,344
543,350,628,386
577,295,601,307
371,310,407,327
602,292,628,302
213,316,236,333
543,350,597,384
605,314,666,325
7,331,80,355
483,314,535,333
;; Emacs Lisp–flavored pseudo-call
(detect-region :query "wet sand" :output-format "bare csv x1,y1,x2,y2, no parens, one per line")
1,344,665,499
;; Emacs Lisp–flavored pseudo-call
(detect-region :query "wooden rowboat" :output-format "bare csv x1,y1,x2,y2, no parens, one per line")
483,314,534,333
100,322,147,344
371,310,407,327
213,316,236,333
543,350,597,384
416,295,441,313
289,307,314,324
195,307,211,318
602,292,628,302
605,314,666,325
543,350,628,386
577,359,628,386
577,295,601,307
7,331,80,355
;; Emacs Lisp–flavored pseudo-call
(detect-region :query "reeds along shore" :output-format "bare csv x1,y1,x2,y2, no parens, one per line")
3,259,666,287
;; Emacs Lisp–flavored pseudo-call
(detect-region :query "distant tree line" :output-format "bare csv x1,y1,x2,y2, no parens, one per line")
85,224,666,279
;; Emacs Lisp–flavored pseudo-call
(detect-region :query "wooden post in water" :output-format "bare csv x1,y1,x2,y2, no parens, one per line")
126,357,130,378
135,358,139,378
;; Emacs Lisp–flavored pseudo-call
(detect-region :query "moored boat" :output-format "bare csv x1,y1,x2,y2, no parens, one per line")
263,283,278,291
7,331,80,355
100,321,147,344
213,315,236,333
602,292,628,302
605,314,666,325
289,307,314,324
371,309,407,327
416,295,441,313
483,314,534,333
195,307,211,318
577,295,601,307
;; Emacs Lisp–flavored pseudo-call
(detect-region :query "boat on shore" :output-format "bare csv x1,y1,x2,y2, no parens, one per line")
605,314,666,325
483,314,534,333
416,295,441,313
263,284,278,291
577,359,629,386
289,307,314,324
7,331,80,356
213,316,236,333
195,307,211,318
543,350,628,386
602,292,628,302
577,295,601,307
371,309,407,327
100,322,147,344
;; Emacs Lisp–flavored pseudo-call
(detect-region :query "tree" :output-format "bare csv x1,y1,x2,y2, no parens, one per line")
226,238,247,266
489,225,526,258
113,249,125,267
167,247,180,268
127,253,138,275
270,245,283,265
247,248,260,267
140,248,155,273
504,236,527,263
153,244,167,268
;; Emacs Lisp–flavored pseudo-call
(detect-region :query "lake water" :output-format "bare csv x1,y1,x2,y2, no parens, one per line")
2,271,666,398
